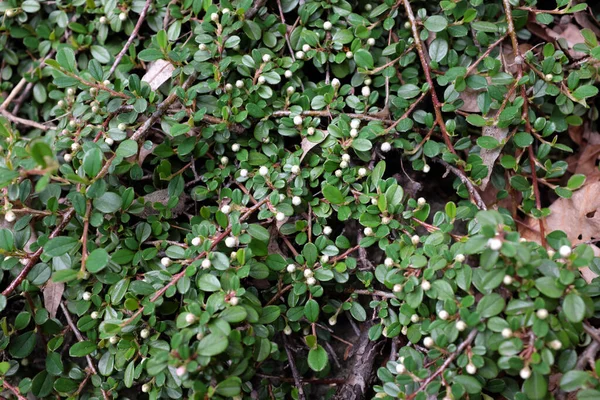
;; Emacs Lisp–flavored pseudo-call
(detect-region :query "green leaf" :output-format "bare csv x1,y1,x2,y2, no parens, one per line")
46,352,64,376
429,38,448,62
354,49,374,69
307,345,328,371
350,302,367,321
86,248,109,273
93,192,123,214
69,341,97,357
323,185,345,204
243,20,262,40
56,47,76,72
466,114,487,127
563,293,585,323
476,293,505,318
352,138,372,151
171,123,191,137
83,148,103,177
560,370,592,392
304,299,319,322
523,372,548,400
116,139,138,158
91,45,111,64
454,375,483,394
44,236,79,258
247,224,270,242
573,85,599,101
424,15,448,32
198,274,221,292
197,333,228,356
9,331,37,358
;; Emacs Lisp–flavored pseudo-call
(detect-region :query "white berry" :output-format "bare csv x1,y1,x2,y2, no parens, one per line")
232,143,240,152
239,169,248,178
549,340,562,350
417,197,426,207
210,13,219,22
293,115,303,126
411,235,420,245
262,54,271,63
381,142,392,152
466,363,477,375
395,363,406,374
91,311,99,319
257,76,266,84
185,313,196,323
350,128,358,138
119,12,127,21
201,258,211,269
423,337,434,348
439,310,450,320
393,284,402,292
384,257,394,267
350,119,361,129
105,137,114,146
295,51,305,60
287,264,296,273
320,255,329,264
559,245,572,258
306,277,316,285
291,165,300,174
109,335,119,344
284,70,293,78
346,51,353,59
536,308,548,320
411,314,419,323
421,280,431,291
364,227,374,236
259,166,269,176
520,366,531,379
275,212,285,221
82,292,92,301
141,384,150,393
331,78,340,88
503,275,514,285
361,86,371,96
488,238,502,251
323,226,332,235
423,164,431,173
235,80,244,88
225,236,238,248
287,86,296,95
456,320,467,331
501,328,513,338
367,38,375,46
4,211,16,222
160,257,172,267
229,296,239,306
358,168,367,177
302,44,311,52
191,237,202,246
140,329,150,339
323,21,332,30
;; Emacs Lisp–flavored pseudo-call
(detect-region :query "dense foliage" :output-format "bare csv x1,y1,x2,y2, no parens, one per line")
1,0,600,399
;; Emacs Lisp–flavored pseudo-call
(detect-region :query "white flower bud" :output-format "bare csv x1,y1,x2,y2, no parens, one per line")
275,212,285,221
358,167,367,177
520,366,531,379
232,143,240,152
229,296,239,306
284,325,292,335
331,78,340,88
364,78,372,86
109,336,119,344
393,284,402,292
293,115,303,126
547,249,555,258
201,258,211,269
411,314,420,323
291,165,300,174
99,16,108,24
220,204,231,215
466,363,477,375
384,257,394,267
367,38,375,46
323,226,332,236
4,210,16,222
503,275,514,285
323,21,332,30
361,86,371,96
71,142,80,152
350,128,358,138
185,313,196,323
161,257,172,267
455,253,465,263
176,366,186,376
536,308,548,320
257,76,266,84
335,169,343,177
220,156,229,165
501,328,513,338
287,86,296,95
549,340,562,350
544,73,553,81
328,316,337,325
210,12,219,22
262,54,271,63
259,166,269,176
306,277,316,285
350,119,361,129
303,269,314,278
140,329,150,339
91,311,99,319
119,12,127,21
456,320,467,331
307,127,315,135
225,83,233,92
82,292,92,301
302,44,311,52
417,197,426,207
404,21,411,29
364,227,374,236
279,194,285,201
64,153,73,162
411,235,420,245
141,383,151,393
103,80,111,86
439,310,450,320
423,164,430,173
225,236,238,248
57,100,65,108
346,51,353,59
381,142,392,152
320,255,329,264
287,264,296,273
365,4,373,11
421,280,431,291
559,245,572,258
488,238,502,251
105,137,114,146
382,216,391,225
222,8,230,14
118,123,127,131
423,336,434,348
295,50,305,60
235,80,244,88
239,169,248,177
395,363,406,374
285,70,293,78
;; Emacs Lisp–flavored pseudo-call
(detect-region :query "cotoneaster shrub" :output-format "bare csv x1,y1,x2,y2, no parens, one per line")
0,0,600,399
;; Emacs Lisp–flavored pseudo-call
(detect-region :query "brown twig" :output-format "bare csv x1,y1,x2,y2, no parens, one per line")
401,0,456,155
407,329,478,400
283,336,306,400
0,109,55,131
108,0,153,77
59,303,110,400
466,35,508,76
432,158,487,210
2,380,27,400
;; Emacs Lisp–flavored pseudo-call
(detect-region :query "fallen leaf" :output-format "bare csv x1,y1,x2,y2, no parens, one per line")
300,129,328,161
43,280,64,318
479,125,509,190
142,60,175,91
520,181,600,283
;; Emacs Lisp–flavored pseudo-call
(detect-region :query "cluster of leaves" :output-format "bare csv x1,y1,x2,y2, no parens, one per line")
0,0,600,399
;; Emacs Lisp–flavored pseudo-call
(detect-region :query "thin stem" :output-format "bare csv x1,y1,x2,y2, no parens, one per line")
0,109,55,131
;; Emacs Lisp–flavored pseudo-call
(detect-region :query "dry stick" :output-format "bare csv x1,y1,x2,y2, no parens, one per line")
79,201,92,273
432,159,487,210
2,380,27,400
122,198,269,326
352,289,396,299
502,0,546,246
1,208,75,296
108,0,153,77
465,35,508,76
401,0,456,155
283,336,307,400
245,0,268,20
0,78,28,110
59,303,110,400
407,329,478,400
0,108,55,131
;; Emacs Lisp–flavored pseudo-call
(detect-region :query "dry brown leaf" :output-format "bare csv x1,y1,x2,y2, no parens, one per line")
458,87,481,113
142,60,175,91
479,125,509,190
300,130,328,162
43,280,64,318
520,181,600,283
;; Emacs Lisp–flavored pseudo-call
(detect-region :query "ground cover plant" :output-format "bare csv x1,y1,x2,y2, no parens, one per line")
1,0,600,399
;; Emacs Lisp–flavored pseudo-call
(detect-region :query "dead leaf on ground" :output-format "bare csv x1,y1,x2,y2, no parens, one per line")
300,129,328,162
142,60,175,91
43,280,64,318
520,181,600,283
479,125,509,190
